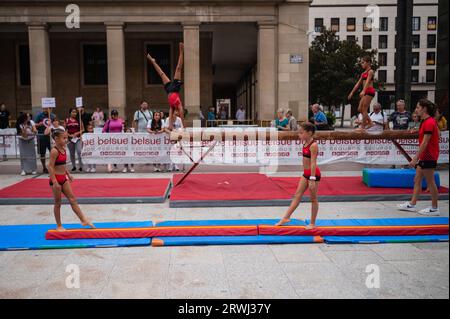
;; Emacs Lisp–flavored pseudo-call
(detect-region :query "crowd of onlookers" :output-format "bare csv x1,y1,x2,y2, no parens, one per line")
0,100,184,175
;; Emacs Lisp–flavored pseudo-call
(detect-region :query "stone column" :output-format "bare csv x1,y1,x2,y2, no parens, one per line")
28,23,52,116
257,22,277,122
183,22,201,126
105,22,126,117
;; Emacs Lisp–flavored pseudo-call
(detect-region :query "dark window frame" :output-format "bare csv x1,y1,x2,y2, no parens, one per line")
347,18,356,32
17,44,31,87
82,43,108,86
379,35,388,49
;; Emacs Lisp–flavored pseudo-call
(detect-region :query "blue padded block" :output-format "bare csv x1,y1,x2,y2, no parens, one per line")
0,221,152,251
152,235,317,246
324,235,449,244
363,168,441,188
155,219,306,227
306,217,449,227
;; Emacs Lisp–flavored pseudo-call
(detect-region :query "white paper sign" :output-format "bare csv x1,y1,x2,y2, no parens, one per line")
76,97,83,108
41,97,56,108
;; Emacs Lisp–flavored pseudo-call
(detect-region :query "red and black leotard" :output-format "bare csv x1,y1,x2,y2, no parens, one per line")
49,147,68,186
302,140,321,181
361,70,376,97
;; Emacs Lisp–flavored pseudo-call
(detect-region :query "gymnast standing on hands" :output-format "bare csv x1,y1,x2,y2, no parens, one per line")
277,122,320,229
48,129,95,231
146,42,185,130
348,56,375,131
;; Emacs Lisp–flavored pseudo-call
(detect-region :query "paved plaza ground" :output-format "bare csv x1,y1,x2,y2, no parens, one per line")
0,161,448,299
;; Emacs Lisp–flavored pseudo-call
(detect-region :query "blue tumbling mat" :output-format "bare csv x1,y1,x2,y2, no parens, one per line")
155,219,306,227
305,217,449,227
0,221,152,251
152,235,319,246
324,235,449,244
362,168,441,188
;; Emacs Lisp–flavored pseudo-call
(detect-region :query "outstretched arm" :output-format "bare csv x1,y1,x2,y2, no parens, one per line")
348,77,363,100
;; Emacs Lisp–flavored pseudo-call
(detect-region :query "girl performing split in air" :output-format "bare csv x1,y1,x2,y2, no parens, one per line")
277,122,320,229
348,56,375,131
48,129,95,231
146,42,185,130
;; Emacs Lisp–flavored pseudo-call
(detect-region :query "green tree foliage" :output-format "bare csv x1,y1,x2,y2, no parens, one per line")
309,29,384,125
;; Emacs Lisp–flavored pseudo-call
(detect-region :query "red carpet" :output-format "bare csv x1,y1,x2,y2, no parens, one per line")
0,178,171,203
170,173,449,207
270,177,449,196
171,173,291,201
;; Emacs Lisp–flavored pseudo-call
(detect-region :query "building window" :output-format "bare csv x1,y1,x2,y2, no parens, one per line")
146,44,171,85
315,18,324,32
426,70,435,82
378,70,387,83
347,18,356,32
380,17,388,31
331,18,340,32
427,34,436,48
411,52,420,66
427,16,437,30
379,35,388,49
83,44,108,85
378,53,387,66
363,35,372,49
426,52,436,65
346,35,356,42
411,70,419,83
363,17,372,31
18,44,30,86
412,34,420,49
412,17,421,31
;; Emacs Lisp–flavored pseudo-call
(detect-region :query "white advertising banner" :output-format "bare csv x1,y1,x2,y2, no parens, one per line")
81,131,449,165
0,129,19,156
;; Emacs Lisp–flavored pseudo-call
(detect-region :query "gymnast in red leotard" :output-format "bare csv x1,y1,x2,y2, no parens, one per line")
277,122,320,229
348,55,375,131
48,129,94,231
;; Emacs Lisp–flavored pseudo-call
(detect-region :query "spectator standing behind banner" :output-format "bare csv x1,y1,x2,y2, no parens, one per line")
103,109,125,173
0,103,10,129
286,110,298,131
85,124,97,173
435,108,447,131
35,108,56,174
16,113,37,176
164,108,184,172
44,117,65,147
274,108,289,131
147,112,165,172
79,107,92,130
236,105,246,124
91,107,105,128
310,104,328,130
388,99,412,130
65,108,84,172
207,107,216,127
133,100,152,133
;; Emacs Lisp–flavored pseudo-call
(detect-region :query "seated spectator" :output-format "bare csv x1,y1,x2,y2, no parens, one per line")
310,104,328,130
275,108,289,131
367,103,387,132
286,110,298,131
388,99,412,130
435,108,447,131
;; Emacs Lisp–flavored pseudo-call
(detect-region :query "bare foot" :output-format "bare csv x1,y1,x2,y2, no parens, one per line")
56,226,66,232
145,53,155,63
276,218,291,226
305,224,316,230
81,220,96,228
179,42,184,50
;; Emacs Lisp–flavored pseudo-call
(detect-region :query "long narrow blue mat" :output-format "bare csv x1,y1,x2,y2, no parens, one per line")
324,235,449,244
305,217,449,227
155,219,306,227
152,235,319,246
0,221,152,251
